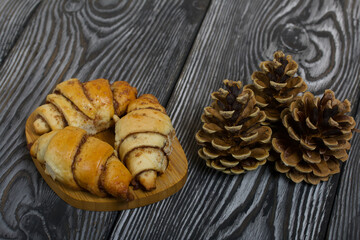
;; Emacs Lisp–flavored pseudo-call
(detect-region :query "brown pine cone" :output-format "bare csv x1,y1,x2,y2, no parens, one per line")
272,90,356,184
195,80,272,174
245,51,307,122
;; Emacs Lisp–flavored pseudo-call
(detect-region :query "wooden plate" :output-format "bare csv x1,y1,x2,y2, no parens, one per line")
25,111,188,211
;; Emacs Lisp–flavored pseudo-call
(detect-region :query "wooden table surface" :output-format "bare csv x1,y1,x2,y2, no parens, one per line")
0,0,359,239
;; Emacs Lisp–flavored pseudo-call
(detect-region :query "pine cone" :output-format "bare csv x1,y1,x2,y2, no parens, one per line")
272,90,356,184
245,51,307,122
195,80,272,174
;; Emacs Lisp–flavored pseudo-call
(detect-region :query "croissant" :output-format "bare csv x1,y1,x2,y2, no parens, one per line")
114,94,175,191
30,126,133,200
32,78,137,135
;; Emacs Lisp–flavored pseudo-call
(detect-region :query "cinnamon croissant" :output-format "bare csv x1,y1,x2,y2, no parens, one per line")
30,126,133,200
32,78,137,135
114,94,175,191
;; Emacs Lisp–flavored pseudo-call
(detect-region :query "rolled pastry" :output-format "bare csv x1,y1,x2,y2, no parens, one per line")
114,94,175,190
30,126,133,200
32,78,137,135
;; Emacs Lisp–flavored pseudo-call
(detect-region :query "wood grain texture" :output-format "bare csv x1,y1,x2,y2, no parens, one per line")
0,0,41,66
325,2,360,238
110,0,360,239
327,104,360,238
0,0,209,239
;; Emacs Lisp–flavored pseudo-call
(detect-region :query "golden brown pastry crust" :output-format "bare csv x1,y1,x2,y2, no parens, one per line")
115,109,174,147
33,104,65,134
55,78,97,119
46,93,95,132
100,156,133,200
119,133,167,161
126,148,168,177
30,130,60,164
127,94,165,113
30,126,132,200
114,94,175,191
73,136,113,197
111,81,137,116
83,78,115,130
43,126,86,190
32,78,137,136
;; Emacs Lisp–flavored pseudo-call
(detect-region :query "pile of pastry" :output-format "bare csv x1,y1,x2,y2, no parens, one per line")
28,78,175,201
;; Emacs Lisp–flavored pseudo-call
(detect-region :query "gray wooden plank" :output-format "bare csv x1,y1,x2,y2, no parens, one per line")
110,0,360,239
327,102,360,237
0,0,41,66
0,0,210,239
314,1,360,238
325,1,360,237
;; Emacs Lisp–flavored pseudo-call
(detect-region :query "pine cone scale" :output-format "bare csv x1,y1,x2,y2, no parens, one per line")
211,160,227,171
257,126,272,143
328,149,347,159
250,148,269,160
230,147,251,160
305,117,317,129
303,153,321,164
270,81,287,89
224,125,243,132
202,147,221,159
310,161,331,177
287,170,304,183
211,138,232,151
274,94,293,103
300,138,316,150
202,123,222,134
204,107,226,122
220,159,240,168
327,159,340,173
280,149,301,167
275,160,290,173
294,161,312,173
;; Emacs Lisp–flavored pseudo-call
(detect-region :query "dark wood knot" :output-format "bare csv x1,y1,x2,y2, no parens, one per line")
280,23,309,52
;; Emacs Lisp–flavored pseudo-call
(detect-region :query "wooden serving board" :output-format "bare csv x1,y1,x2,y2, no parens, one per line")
25,111,188,211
